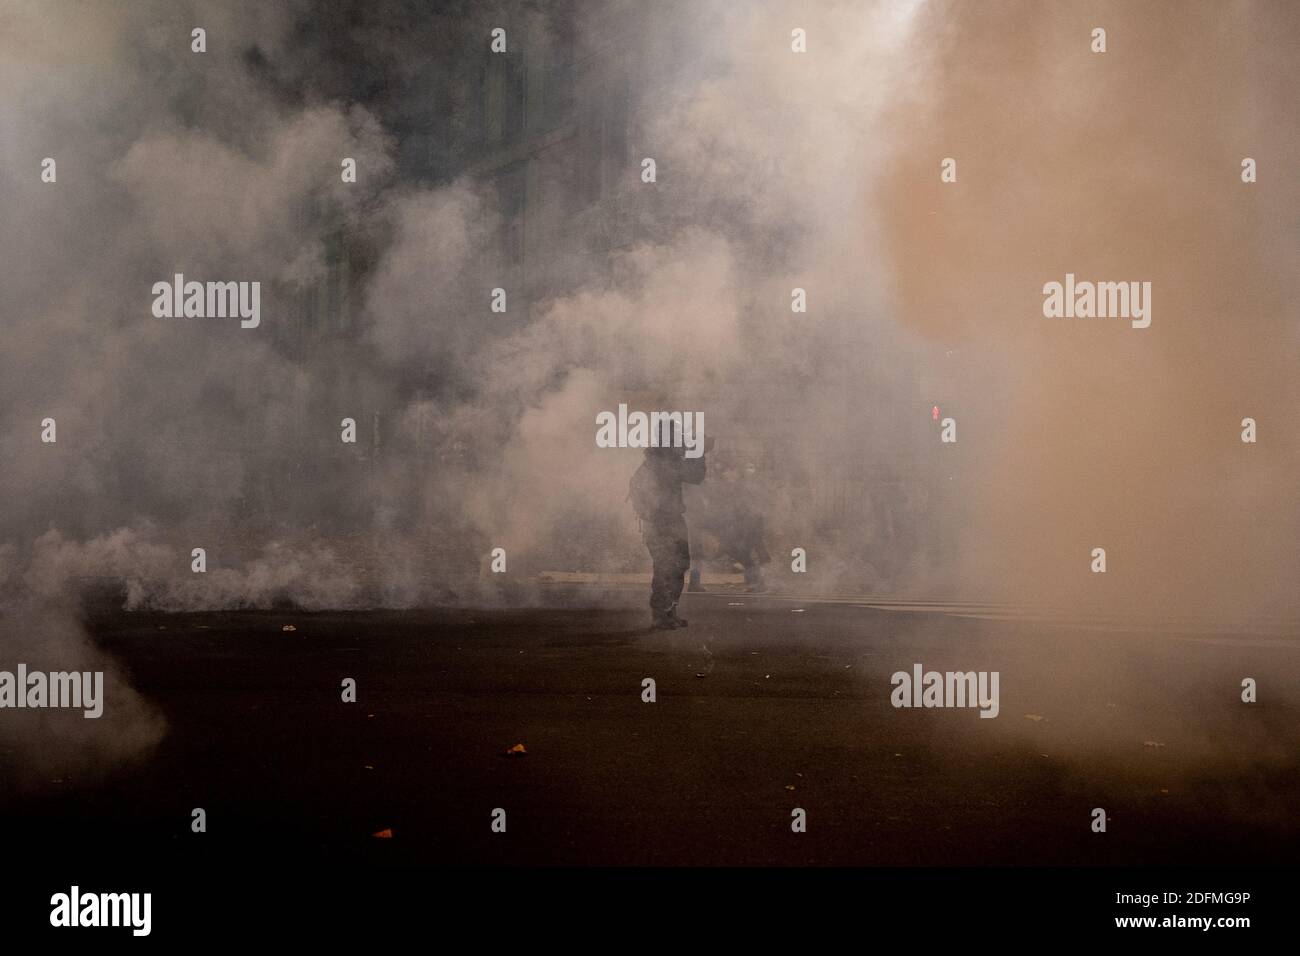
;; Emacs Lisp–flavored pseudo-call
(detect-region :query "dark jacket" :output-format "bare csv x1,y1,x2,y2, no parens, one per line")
629,451,707,522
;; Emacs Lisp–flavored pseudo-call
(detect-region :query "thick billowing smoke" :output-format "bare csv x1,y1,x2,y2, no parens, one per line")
0,598,166,789
2,0,946,616
1,1,1296,778
876,0,1300,625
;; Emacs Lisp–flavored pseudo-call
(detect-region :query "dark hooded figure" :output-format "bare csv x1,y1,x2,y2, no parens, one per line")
628,438,710,629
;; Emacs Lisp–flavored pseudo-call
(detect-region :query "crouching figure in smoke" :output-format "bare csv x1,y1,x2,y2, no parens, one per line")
628,434,713,629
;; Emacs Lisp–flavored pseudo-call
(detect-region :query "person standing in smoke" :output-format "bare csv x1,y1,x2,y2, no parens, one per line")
692,459,771,593
628,431,713,629
730,460,772,592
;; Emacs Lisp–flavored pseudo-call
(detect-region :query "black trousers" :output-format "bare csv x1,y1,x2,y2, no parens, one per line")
644,513,690,614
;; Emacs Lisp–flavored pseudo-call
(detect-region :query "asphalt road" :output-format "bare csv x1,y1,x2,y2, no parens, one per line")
4,591,1298,867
